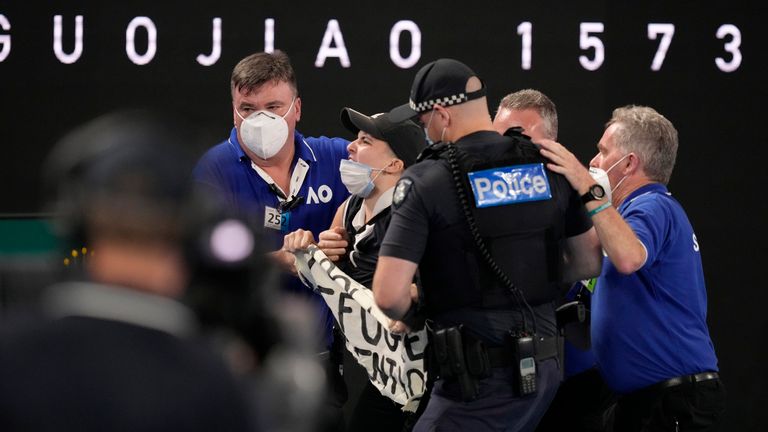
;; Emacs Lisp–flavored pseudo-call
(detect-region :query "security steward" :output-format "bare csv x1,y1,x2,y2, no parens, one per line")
372,59,603,431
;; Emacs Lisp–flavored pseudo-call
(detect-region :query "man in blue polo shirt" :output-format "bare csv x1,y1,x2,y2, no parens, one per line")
538,105,725,431
194,51,349,352
194,54,349,431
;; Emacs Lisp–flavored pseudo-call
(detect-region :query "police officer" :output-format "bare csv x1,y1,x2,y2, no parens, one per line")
372,59,603,431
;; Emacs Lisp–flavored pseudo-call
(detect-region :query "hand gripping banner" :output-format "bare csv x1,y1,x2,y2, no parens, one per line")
294,246,427,412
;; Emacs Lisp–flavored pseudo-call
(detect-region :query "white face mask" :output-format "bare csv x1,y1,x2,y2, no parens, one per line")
423,109,436,146
423,109,449,145
339,159,389,198
589,153,630,202
588,167,613,203
236,98,295,160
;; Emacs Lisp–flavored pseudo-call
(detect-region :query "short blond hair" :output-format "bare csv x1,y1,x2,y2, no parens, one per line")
607,105,678,185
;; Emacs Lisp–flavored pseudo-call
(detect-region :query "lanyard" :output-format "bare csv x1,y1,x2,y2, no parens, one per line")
251,158,309,212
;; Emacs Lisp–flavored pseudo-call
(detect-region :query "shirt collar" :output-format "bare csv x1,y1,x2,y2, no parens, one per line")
294,130,318,163
351,187,394,230
228,127,248,161
620,183,669,210
228,127,317,164
43,282,198,338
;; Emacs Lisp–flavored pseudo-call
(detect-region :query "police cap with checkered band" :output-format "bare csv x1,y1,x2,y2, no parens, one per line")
388,58,486,123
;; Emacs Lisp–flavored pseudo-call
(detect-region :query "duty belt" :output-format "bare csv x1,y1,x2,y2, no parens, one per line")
486,335,559,368
650,372,719,391
429,325,561,401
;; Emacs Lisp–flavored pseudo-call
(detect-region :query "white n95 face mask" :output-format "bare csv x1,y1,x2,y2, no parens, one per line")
339,159,386,198
589,153,631,203
588,167,613,203
236,98,295,160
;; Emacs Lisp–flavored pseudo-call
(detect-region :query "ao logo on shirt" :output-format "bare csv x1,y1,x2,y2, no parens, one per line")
307,185,333,204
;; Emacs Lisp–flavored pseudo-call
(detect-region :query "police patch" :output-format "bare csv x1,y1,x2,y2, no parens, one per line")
393,178,413,208
467,163,552,208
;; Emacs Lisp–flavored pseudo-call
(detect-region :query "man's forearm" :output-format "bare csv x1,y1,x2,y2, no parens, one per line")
562,228,602,282
270,249,297,274
586,202,646,274
373,256,418,320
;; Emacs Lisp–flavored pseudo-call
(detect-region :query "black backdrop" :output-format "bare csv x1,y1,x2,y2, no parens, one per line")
1,1,766,429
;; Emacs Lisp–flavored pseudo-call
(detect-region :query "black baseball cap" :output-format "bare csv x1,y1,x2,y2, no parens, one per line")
388,58,486,123
340,107,426,167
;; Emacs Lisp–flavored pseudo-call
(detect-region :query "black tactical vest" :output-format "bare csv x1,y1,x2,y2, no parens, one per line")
418,132,566,316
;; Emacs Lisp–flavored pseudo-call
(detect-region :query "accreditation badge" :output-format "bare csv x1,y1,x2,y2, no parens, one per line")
264,206,289,231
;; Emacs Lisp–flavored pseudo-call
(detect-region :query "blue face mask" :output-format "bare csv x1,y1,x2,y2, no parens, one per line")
339,159,388,198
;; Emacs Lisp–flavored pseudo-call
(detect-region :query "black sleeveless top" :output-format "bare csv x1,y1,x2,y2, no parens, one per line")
337,193,393,288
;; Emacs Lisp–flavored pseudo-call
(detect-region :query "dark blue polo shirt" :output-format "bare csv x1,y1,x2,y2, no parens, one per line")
591,183,719,393
194,128,349,349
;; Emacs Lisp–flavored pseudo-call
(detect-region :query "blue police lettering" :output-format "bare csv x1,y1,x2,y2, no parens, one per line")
468,163,552,208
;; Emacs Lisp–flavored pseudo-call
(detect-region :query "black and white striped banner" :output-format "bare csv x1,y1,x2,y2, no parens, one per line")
294,245,427,412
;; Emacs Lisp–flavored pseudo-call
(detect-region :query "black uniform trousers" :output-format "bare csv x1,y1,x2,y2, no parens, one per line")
608,377,726,432
536,368,616,432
